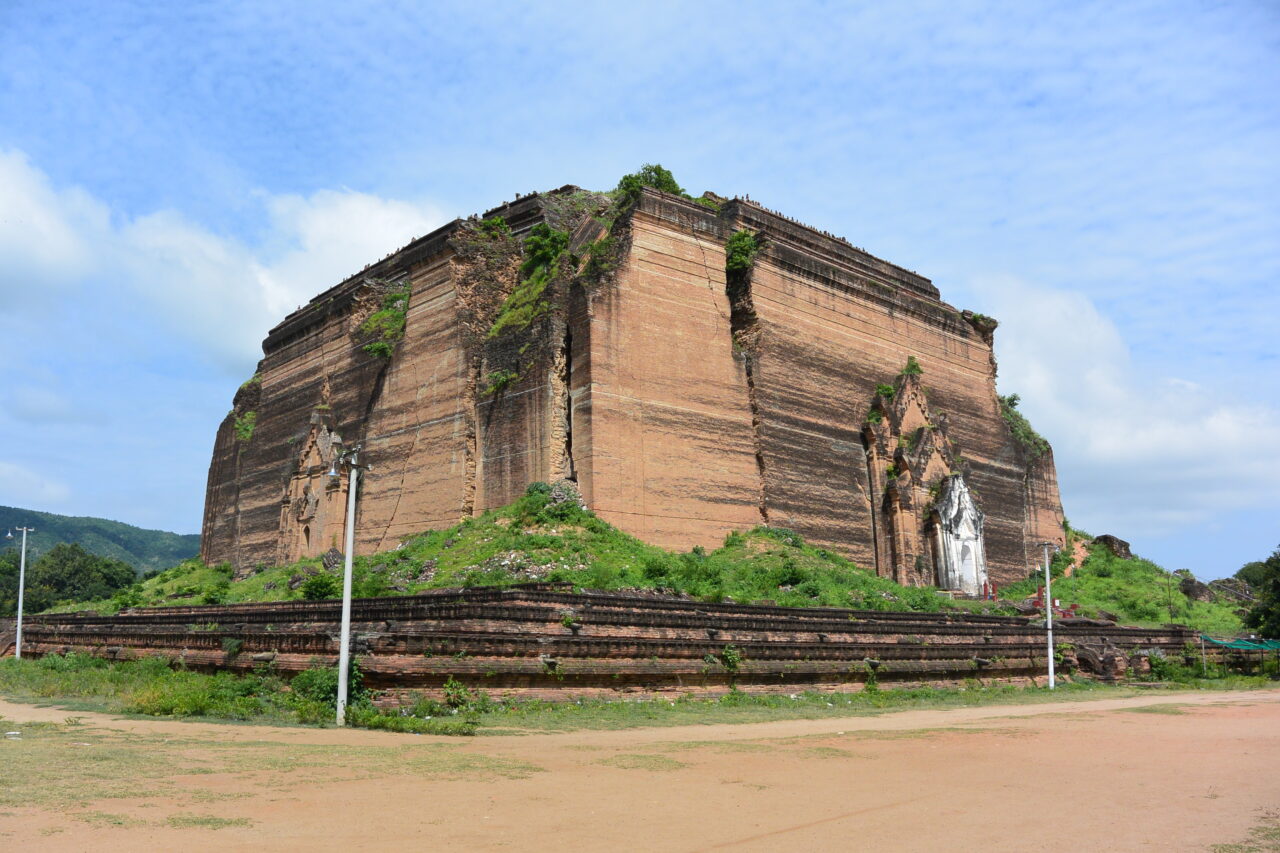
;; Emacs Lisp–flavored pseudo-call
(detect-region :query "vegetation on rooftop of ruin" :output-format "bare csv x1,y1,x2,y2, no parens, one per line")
612,163,719,211
724,229,761,275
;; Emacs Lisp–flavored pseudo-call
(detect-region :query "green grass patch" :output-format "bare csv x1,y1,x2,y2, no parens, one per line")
597,753,688,771
1210,812,1280,853
56,484,959,616
0,713,540,826
359,281,412,358
165,814,253,830
451,678,1270,734
1122,703,1190,714
1000,542,1245,634
998,393,1048,459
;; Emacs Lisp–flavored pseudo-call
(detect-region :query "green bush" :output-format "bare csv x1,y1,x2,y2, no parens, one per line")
291,661,364,708
301,573,341,600
233,411,257,442
345,705,477,735
615,163,685,203
485,369,518,395
725,230,760,274
360,282,412,358
998,393,1050,459
487,224,570,339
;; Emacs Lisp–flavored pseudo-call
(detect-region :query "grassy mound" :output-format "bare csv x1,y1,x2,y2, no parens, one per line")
999,540,1244,634
47,484,952,615
41,486,1246,634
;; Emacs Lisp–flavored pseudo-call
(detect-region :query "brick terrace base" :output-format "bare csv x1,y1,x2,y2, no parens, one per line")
1,585,1208,702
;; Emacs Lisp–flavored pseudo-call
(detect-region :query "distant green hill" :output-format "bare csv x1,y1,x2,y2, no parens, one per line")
0,506,199,574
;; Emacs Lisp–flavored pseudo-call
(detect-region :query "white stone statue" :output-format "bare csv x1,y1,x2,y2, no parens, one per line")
933,475,988,596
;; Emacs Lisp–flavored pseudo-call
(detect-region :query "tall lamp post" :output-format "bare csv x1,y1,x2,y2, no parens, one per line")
1039,541,1060,689
6,527,34,659
328,445,366,726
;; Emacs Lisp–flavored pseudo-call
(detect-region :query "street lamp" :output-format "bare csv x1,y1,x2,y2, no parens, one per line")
6,526,34,660
1039,541,1060,689
328,445,367,726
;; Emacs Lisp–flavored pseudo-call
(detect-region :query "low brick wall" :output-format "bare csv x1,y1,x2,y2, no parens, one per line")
6,586,1206,701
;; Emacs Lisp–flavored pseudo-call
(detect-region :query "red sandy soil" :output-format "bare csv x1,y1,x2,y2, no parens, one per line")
1,689,1278,852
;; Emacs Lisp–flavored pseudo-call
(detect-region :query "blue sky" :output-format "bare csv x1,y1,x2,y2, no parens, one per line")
1,0,1276,579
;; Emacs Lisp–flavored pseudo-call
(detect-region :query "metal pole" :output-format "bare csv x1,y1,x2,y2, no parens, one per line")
1200,635,1207,676
15,527,33,660
1043,541,1055,689
336,453,359,726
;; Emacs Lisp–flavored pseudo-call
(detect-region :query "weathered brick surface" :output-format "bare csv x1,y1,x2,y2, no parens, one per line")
9,588,1201,700
201,186,1065,587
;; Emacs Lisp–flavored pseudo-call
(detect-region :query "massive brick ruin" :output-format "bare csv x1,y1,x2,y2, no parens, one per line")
201,185,1065,588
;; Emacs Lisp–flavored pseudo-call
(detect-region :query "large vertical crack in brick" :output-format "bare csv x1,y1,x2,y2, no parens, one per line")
726,233,770,525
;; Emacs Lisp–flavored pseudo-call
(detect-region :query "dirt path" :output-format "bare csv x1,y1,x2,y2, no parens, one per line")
2,690,1278,851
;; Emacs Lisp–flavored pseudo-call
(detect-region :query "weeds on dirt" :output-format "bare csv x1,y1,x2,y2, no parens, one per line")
446,677,1271,733
1210,811,1280,853
0,653,474,734
597,753,687,771
2,653,1271,739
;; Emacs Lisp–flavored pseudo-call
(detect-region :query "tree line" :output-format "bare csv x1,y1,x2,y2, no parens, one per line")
0,543,136,616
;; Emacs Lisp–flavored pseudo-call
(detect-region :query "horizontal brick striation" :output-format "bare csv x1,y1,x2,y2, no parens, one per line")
10,588,1204,700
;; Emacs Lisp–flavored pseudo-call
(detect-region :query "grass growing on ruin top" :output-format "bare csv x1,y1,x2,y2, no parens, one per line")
998,541,1245,634
46,483,955,616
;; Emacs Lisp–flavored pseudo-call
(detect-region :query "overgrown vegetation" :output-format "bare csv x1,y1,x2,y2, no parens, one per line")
232,410,257,442
476,215,511,238
999,540,1245,634
614,163,686,205
612,163,720,212
487,223,571,339
899,355,923,376
359,281,412,358
725,229,760,274
3,653,1269,740
0,653,475,735
484,368,518,395
51,484,955,615
998,393,1050,459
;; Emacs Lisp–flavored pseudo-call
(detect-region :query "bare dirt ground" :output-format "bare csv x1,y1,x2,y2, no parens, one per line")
1,689,1278,852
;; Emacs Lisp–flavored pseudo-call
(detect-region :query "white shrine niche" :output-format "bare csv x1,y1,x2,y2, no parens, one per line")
932,475,988,596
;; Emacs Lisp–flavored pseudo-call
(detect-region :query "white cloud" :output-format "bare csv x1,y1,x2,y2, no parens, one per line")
0,460,71,507
0,150,447,375
0,150,108,300
974,274,1280,538
255,189,445,318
